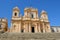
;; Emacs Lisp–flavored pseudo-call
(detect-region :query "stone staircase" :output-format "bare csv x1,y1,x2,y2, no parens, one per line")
0,32,60,40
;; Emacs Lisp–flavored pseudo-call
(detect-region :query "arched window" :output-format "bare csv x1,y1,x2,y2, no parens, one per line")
31,14,34,18
15,12,17,16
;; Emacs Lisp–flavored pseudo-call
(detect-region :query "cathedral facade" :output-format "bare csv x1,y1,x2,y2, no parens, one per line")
10,7,51,33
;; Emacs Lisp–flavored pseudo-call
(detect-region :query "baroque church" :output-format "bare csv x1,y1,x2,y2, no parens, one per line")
0,7,60,33
10,7,51,33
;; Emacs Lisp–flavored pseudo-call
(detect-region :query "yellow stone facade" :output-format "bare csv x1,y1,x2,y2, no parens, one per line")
10,7,51,33
0,18,8,32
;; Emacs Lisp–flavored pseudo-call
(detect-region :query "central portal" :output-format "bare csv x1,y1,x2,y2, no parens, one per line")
31,27,35,33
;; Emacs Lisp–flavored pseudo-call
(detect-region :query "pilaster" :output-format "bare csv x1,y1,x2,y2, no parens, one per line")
29,23,31,33
35,23,38,33
38,23,41,33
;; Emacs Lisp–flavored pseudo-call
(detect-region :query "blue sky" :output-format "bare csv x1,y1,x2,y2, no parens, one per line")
0,0,60,28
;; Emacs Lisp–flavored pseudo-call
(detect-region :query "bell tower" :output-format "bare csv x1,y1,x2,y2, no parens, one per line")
12,7,20,18
40,10,49,22
40,10,51,33
10,7,21,32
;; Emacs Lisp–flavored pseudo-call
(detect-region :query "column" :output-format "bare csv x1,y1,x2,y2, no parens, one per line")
24,23,28,33
38,23,41,32
26,23,28,32
35,23,38,33
42,23,45,33
24,23,26,32
19,22,21,33
29,23,31,33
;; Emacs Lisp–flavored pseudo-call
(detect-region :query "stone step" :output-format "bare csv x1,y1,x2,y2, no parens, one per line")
0,32,60,40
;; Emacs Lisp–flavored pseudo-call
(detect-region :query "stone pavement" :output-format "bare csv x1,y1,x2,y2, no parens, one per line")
0,32,60,40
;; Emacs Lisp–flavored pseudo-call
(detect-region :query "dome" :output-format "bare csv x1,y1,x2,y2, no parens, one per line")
13,6,19,11
41,10,46,13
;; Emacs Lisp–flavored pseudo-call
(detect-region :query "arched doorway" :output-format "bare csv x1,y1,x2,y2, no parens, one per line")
21,29,24,33
31,27,35,33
